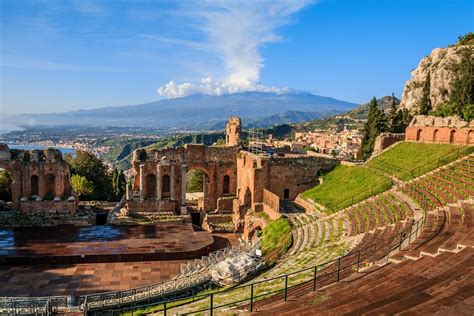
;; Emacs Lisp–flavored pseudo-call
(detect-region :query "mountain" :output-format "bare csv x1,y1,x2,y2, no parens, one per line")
346,95,400,119
6,92,357,131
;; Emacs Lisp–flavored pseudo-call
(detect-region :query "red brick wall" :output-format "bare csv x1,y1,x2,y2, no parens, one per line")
20,200,77,215
263,189,280,220
406,127,474,145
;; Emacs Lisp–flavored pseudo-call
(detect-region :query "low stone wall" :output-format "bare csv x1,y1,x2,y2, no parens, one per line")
294,194,316,213
20,199,77,216
263,189,280,220
127,200,176,213
373,133,405,155
217,196,235,212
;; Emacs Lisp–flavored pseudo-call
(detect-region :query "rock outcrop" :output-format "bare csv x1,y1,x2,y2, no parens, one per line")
400,45,473,113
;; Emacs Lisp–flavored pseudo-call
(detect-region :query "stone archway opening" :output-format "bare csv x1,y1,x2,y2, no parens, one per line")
45,174,56,198
433,129,439,143
30,175,39,196
186,169,208,210
223,175,230,195
416,129,423,141
0,168,13,202
450,130,456,144
145,174,156,199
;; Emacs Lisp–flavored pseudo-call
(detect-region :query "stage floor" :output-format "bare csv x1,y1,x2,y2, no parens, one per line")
0,223,215,265
0,233,240,297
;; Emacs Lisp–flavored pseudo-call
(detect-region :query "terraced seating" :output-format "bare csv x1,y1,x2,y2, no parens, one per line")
402,155,474,211
253,198,474,315
344,189,415,236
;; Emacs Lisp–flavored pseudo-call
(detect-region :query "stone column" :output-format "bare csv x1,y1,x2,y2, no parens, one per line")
125,180,130,200
181,164,187,206
170,163,176,201
156,163,162,200
139,164,145,202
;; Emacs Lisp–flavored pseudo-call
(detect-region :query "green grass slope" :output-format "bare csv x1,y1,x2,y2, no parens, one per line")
302,165,391,213
367,142,473,181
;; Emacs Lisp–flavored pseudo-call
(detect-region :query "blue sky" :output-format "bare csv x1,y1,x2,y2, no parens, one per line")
1,0,472,115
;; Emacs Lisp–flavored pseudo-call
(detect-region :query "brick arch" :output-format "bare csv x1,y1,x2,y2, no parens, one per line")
30,175,39,196
416,129,423,141
449,129,456,144
223,175,230,194
468,130,474,144
0,168,14,202
248,225,262,240
433,129,439,143
45,174,56,196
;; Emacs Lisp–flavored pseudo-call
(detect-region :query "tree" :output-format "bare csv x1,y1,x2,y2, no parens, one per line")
358,97,388,160
65,150,112,200
111,168,126,201
70,174,94,199
418,72,432,115
0,169,13,201
431,47,473,120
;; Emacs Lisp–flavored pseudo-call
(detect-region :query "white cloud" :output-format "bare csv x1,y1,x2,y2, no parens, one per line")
157,1,314,98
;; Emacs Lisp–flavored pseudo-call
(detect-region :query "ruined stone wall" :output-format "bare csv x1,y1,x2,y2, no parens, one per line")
226,116,242,146
372,133,405,155
263,189,280,220
405,115,474,144
0,144,76,214
129,144,238,213
235,151,339,212
20,199,77,216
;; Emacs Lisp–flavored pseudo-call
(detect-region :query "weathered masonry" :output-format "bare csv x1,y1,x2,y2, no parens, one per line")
127,144,239,214
405,115,474,144
0,144,77,215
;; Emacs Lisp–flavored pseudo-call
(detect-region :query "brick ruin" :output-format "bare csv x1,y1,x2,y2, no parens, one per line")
128,117,340,239
405,115,474,144
226,116,242,146
0,144,77,215
232,151,339,238
127,143,239,214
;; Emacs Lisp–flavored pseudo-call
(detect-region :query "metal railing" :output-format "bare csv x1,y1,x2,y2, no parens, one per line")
80,243,257,312
103,216,426,316
0,296,67,315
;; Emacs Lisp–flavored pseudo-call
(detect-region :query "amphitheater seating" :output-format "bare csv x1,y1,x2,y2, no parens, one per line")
249,154,474,315
344,189,416,236
402,155,474,211
253,196,474,315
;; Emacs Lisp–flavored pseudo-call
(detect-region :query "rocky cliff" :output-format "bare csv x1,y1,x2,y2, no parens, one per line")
400,45,473,113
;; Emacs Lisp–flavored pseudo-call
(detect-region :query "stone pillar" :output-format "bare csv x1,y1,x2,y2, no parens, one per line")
125,180,130,200
170,163,176,201
139,164,145,202
180,163,188,215
156,164,162,200
181,163,187,205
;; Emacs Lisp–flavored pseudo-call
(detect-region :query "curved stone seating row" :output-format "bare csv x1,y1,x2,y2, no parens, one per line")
254,198,474,315
286,213,346,257
344,189,415,236
402,155,474,211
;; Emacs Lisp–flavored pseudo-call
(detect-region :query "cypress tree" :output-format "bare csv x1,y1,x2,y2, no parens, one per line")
418,72,432,115
358,97,387,160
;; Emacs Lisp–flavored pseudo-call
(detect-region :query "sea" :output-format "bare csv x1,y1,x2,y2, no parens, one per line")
8,145,76,155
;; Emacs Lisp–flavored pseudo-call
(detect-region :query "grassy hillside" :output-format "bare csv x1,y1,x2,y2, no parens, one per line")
302,165,391,213
368,142,474,181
